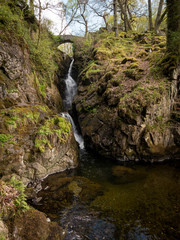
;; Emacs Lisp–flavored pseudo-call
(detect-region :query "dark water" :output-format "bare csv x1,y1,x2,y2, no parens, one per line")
35,149,180,240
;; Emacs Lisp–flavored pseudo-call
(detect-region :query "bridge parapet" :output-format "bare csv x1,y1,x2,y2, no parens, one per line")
58,35,84,44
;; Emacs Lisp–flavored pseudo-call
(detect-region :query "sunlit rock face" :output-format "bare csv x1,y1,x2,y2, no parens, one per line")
58,43,73,57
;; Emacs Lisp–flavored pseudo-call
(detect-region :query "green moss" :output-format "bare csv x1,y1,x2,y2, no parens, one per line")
0,235,6,240
0,0,60,100
7,88,18,93
137,50,148,58
84,106,97,114
128,62,139,69
33,72,46,99
35,137,52,152
35,116,71,152
94,47,112,60
0,134,13,144
124,68,143,80
118,83,165,117
7,119,17,129
121,57,138,64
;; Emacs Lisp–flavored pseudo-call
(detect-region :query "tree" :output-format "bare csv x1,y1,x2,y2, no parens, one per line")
60,0,79,35
154,0,167,34
166,0,180,64
117,0,132,32
77,0,89,37
33,0,49,47
30,0,34,14
87,0,111,30
113,0,118,36
148,0,153,30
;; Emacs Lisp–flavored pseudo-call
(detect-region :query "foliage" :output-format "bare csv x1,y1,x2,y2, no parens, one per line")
0,178,29,218
35,116,71,152
0,1,60,101
9,177,29,213
30,30,59,86
0,134,13,147
0,235,6,240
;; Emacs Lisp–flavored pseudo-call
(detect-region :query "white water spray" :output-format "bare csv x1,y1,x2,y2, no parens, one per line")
64,59,77,110
61,59,84,149
60,112,84,149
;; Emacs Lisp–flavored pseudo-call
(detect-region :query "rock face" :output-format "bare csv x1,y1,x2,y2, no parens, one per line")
0,219,9,240
74,32,180,162
0,40,78,184
5,208,64,240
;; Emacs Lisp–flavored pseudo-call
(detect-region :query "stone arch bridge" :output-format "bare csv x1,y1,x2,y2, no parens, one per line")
57,35,84,45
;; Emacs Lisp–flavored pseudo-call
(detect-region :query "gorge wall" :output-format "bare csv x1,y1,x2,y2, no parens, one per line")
0,2,78,185
74,32,180,162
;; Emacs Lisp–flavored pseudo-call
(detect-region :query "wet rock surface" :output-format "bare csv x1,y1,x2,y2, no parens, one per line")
31,173,104,219
59,204,116,240
30,171,117,240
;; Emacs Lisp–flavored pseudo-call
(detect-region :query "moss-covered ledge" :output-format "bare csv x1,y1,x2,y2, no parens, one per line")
0,104,78,184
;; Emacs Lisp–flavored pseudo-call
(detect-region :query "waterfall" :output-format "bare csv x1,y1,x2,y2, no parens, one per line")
63,59,77,110
60,112,84,149
61,59,84,149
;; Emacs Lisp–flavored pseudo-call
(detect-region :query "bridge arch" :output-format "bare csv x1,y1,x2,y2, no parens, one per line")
57,35,84,45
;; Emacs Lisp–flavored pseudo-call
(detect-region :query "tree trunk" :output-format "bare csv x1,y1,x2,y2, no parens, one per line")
30,0,34,15
103,12,109,30
37,0,42,48
81,14,88,38
124,0,132,31
155,0,164,34
167,0,180,62
113,0,118,37
148,0,153,30
118,0,132,32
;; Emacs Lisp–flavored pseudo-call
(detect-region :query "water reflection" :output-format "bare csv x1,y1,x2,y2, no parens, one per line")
34,150,180,240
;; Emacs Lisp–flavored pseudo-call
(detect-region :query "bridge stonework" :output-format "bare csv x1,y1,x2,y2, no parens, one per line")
59,35,84,44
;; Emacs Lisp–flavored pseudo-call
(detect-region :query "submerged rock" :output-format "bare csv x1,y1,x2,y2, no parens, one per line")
32,174,104,221
111,165,146,184
59,204,116,240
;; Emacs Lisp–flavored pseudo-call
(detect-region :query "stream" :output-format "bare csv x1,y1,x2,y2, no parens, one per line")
33,60,180,240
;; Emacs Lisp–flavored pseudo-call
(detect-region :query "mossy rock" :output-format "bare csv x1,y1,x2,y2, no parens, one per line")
94,47,112,60
158,42,166,48
127,62,139,69
121,57,138,64
12,208,64,240
34,116,71,152
124,68,143,80
137,50,148,58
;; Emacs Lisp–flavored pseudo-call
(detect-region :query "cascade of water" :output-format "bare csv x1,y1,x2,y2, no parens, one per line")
64,59,77,110
60,112,84,149
61,59,84,149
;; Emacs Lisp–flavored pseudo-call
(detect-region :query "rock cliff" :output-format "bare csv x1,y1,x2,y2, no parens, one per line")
0,2,78,184
74,32,180,162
